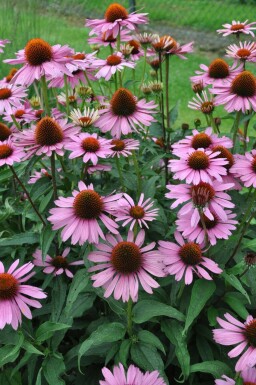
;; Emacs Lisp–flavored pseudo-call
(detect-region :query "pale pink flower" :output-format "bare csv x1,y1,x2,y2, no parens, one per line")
230,150,256,187
216,368,256,385
159,232,222,285
13,115,79,159
88,229,165,302
95,87,157,138
70,107,100,128
5,38,73,86
217,20,256,37
213,313,256,371
110,138,139,157
166,41,194,59
166,180,235,227
120,40,144,61
65,133,113,165
211,71,256,113
0,39,10,53
176,209,237,246
190,59,243,87
0,83,27,113
88,29,131,47
172,127,232,157
3,101,36,125
188,91,215,115
115,193,158,230
100,364,166,385
28,168,52,184
33,248,84,278
86,3,148,39
87,164,112,174
48,181,122,245
94,52,135,81
0,138,25,166
226,41,256,63
0,259,46,329
168,148,228,185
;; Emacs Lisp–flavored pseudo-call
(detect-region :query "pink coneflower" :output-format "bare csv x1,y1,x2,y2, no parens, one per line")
88,229,164,302
136,32,159,47
166,40,194,59
3,102,36,125
57,91,80,106
95,87,157,138
94,52,135,81
48,181,122,245
168,148,228,185
230,150,256,187
0,138,25,166
211,71,256,113
217,20,256,37
176,209,237,246
0,39,10,53
0,259,46,329
33,248,84,278
166,180,235,227
65,133,113,165
120,40,144,61
88,29,131,47
0,83,27,113
100,364,166,385
70,107,100,128
110,138,139,157
5,38,73,86
13,115,79,159
86,3,148,39
188,91,215,115
190,59,243,87
0,122,13,141
213,313,256,371
226,41,256,63
115,193,159,230
87,164,112,174
28,168,52,184
172,127,232,157
216,367,256,385
159,232,222,285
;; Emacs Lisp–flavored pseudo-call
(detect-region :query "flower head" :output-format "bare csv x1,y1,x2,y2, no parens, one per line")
33,248,84,278
65,133,113,165
0,83,27,113
0,138,25,166
115,193,159,230
0,39,10,53
86,3,148,39
95,87,157,138
88,29,131,47
0,122,12,141
70,107,99,128
159,232,222,285
94,52,135,81
168,148,228,185
110,138,139,157
0,259,46,329
213,313,256,371
230,150,256,187
166,40,194,59
88,230,164,302
100,364,166,385
217,20,256,37
5,38,73,86
48,181,122,245
226,41,256,63
188,91,215,115
212,71,256,113
216,368,256,385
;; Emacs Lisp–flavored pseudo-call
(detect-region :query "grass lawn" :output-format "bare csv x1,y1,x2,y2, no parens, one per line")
0,0,255,130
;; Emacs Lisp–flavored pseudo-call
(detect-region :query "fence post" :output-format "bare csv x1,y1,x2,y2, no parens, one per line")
129,0,136,12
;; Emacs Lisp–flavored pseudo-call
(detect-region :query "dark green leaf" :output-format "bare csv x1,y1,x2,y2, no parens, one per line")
119,340,131,367
130,342,164,373
40,224,56,262
0,332,24,366
223,292,249,318
0,232,39,246
222,271,250,303
22,341,44,356
190,361,232,378
35,322,70,342
133,300,185,324
43,354,65,385
138,330,165,354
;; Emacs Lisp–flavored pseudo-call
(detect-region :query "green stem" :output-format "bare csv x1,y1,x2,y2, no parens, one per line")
41,75,50,116
11,115,21,130
132,68,136,94
209,114,219,134
64,74,70,116
115,156,125,191
199,209,209,245
114,72,118,91
50,152,58,201
140,47,147,90
132,151,141,197
165,54,170,130
83,71,96,95
9,166,46,226
232,110,242,153
127,299,133,337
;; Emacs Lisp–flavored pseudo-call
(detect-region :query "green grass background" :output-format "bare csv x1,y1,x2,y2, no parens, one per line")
0,0,255,129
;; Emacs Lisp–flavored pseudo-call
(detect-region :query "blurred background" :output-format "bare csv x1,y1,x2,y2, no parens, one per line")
0,0,255,127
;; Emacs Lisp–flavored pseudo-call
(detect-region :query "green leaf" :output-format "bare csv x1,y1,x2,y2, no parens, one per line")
40,224,56,262
0,232,39,246
222,271,250,303
0,332,24,366
207,306,219,327
130,342,164,373
138,330,165,354
223,292,249,319
39,189,53,212
35,322,70,342
169,100,180,126
64,269,88,317
149,121,163,136
196,336,214,361
22,341,44,356
161,320,190,380
142,176,160,199
119,340,131,367
43,354,65,385
105,343,119,365
190,360,232,378
78,323,126,369
184,280,216,334
133,300,185,324
35,368,42,385
51,277,67,323
235,376,244,385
